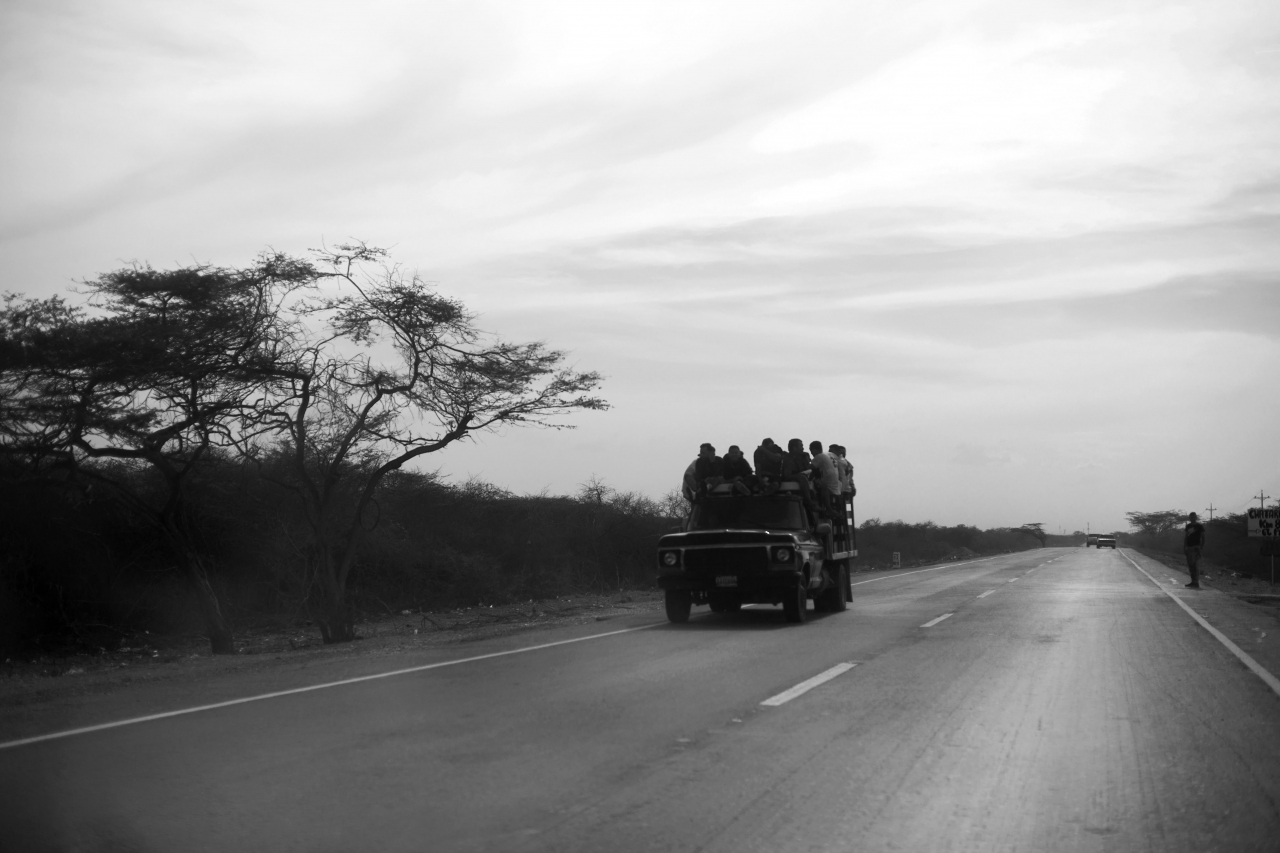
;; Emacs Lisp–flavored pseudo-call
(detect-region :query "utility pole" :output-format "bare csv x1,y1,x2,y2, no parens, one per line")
1256,491,1272,511
1204,503,1216,523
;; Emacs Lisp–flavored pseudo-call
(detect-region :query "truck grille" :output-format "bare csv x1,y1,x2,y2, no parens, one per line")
683,547,769,576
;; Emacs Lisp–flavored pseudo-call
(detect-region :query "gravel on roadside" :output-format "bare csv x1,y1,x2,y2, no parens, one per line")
0,590,666,712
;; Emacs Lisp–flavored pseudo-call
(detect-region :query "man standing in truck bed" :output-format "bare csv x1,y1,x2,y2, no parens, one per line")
832,444,855,499
809,440,841,516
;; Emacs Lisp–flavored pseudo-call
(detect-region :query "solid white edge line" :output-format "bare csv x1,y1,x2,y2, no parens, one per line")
977,590,996,599
761,663,857,706
920,613,954,628
1121,550,1280,699
0,622,664,751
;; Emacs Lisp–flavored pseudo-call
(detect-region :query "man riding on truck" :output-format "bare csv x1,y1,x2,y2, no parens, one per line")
660,436,858,624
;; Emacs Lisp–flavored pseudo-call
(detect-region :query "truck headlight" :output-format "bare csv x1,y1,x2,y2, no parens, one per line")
662,551,679,566
773,547,793,563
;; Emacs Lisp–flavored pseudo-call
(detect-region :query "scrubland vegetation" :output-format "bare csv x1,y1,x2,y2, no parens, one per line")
1118,510,1275,581
852,519,1041,569
0,457,1047,656
0,243,1046,658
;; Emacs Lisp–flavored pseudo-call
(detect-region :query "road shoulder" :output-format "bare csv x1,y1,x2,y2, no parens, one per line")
0,593,665,745
1122,549,1280,694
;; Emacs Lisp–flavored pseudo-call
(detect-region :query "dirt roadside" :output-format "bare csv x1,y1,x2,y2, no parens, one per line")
1129,546,1280,600
0,591,666,737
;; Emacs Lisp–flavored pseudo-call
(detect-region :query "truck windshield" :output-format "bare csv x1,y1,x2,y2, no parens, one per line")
690,498,807,530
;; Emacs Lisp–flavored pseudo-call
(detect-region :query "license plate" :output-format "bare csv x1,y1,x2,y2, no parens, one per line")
715,576,737,587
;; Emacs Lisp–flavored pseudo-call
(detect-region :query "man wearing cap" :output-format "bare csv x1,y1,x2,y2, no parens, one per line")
1184,512,1206,589
753,438,784,495
721,445,754,494
682,443,717,502
693,442,724,495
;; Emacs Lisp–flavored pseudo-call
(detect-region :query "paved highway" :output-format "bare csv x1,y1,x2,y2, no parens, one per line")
4,547,1280,852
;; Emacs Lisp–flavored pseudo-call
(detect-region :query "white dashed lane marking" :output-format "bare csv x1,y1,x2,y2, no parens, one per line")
1008,577,1020,583
920,613,954,628
977,590,996,599
760,663,858,707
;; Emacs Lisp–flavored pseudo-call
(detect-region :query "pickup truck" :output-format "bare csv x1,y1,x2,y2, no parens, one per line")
1096,536,1117,549
656,482,855,624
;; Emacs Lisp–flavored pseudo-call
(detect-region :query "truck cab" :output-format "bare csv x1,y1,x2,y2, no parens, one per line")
656,482,855,624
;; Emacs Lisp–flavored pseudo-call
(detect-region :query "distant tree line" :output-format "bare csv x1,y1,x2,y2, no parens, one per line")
0,244,605,653
0,465,1044,656
0,243,1049,657
1121,507,1268,578
854,519,1040,569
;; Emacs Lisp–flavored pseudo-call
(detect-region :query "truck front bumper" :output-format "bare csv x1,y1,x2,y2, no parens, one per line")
657,569,803,594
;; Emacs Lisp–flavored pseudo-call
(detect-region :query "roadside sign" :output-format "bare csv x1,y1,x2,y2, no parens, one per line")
892,552,901,568
1248,507,1280,538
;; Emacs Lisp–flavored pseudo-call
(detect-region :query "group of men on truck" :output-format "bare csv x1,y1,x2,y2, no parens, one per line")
681,438,855,520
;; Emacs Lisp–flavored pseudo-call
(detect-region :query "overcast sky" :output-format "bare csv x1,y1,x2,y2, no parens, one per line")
3,0,1278,532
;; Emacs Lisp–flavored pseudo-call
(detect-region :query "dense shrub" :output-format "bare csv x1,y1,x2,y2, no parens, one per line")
1119,514,1274,579
0,462,678,653
0,458,1047,653
854,518,1039,569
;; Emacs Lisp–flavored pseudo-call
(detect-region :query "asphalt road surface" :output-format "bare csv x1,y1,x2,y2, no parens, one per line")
4,547,1280,852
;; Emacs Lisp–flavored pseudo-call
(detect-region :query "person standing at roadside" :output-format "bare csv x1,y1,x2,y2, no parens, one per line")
1184,511,1206,589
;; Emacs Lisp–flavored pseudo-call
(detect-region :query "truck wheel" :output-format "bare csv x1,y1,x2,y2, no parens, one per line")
665,589,692,623
844,562,853,603
816,563,848,613
832,563,848,612
783,580,808,624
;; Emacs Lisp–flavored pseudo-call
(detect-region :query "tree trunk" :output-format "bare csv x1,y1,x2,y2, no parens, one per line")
165,529,236,655
188,563,236,655
314,521,362,644
314,545,356,644
316,580,356,644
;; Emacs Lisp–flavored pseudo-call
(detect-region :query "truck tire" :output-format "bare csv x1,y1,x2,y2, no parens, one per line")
832,563,849,612
783,579,808,624
665,589,692,623
815,562,849,613
845,562,853,603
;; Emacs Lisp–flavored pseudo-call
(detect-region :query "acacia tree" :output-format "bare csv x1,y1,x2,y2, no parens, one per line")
245,244,607,643
0,255,316,653
1125,510,1187,535
1015,522,1046,546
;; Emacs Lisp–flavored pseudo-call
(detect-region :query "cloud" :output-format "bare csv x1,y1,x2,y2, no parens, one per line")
2,0,1279,530
952,445,1014,467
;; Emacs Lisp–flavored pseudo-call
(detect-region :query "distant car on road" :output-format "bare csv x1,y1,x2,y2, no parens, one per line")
1096,536,1117,549
1086,534,1099,547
